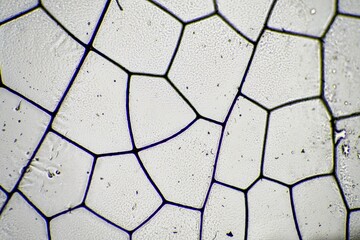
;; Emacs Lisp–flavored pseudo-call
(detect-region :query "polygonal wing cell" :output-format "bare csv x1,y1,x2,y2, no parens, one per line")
268,0,336,37
349,210,360,240
133,204,200,240
50,208,129,240
0,0,37,22
324,16,360,117
0,88,50,192
247,179,298,239
129,75,196,148
19,132,93,217
0,8,85,111
339,0,360,16
139,119,221,208
151,0,214,23
93,0,182,75
52,51,132,154
42,0,107,43
263,99,333,184
242,30,320,109
0,193,47,240
292,176,347,240
85,154,162,231
217,0,273,41
215,96,267,189
202,183,245,240
336,116,360,209
168,15,253,122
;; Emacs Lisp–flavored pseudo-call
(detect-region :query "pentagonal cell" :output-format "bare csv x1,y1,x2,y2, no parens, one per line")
19,132,93,217
350,210,360,240
264,100,333,184
50,207,129,240
86,154,162,231
52,51,131,154
339,0,360,15
0,0,37,22
293,176,347,239
0,189,6,209
129,75,196,148
202,183,245,240
247,179,298,240
0,8,85,111
242,30,320,109
139,119,221,208
133,204,200,240
169,15,253,122
93,0,181,75
215,96,267,189
268,0,335,37
336,116,360,209
324,16,360,117
42,0,107,43
217,0,273,41
0,88,50,192
151,0,214,22
0,193,47,240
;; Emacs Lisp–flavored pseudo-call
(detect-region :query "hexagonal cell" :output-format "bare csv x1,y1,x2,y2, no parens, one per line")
349,210,360,240
42,0,107,43
133,204,200,239
0,193,47,240
0,0,37,22
324,16,360,117
0,8,85,111
85,154,162,231
268,0,335,37
19,132,93,217
217,0,273,41
151,0,214,22
202,183,245,240
339,0,360,16
263,99,333,184
50,207,129,240
0,88,50,192
335,116,360,209
52,51,132,154
0,189,6,210
129,75,196,148
168,15,253,122
293,176,347,240
93,0,181,74
139,119,221,208
215,96,267,189
242,30,320,109
247,179,298,239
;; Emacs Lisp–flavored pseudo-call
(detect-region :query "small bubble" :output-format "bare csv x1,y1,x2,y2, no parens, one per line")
310,8,316,15
342,144,350,157
332,69,337,74
47,171,54,178
344,101,348,105
55,170,61,175
332,84,337,89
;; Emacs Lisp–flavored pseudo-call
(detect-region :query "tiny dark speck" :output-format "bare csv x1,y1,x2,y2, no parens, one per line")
87,22,90,25
226,231,233,237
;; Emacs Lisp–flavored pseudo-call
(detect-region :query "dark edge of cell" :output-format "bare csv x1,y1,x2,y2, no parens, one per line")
0,4,40,27
289,187,303,240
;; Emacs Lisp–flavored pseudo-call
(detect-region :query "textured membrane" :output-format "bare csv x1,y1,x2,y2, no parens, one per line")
0,1,359,239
